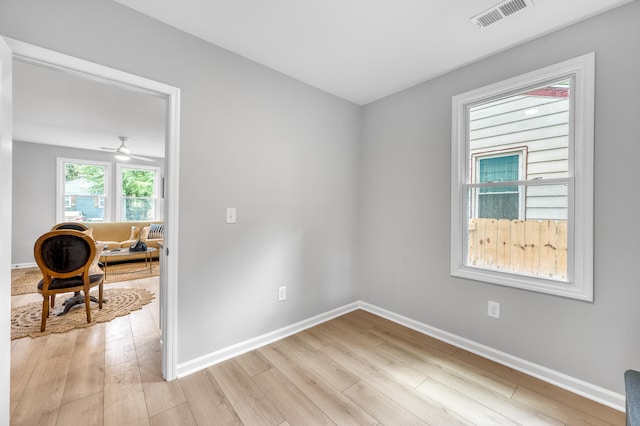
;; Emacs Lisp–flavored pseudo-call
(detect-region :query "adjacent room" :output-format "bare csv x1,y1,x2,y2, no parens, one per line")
1,0,639,424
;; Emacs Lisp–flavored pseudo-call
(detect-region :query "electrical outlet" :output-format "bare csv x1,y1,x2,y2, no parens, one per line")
278,286,286,302
488,301,500,319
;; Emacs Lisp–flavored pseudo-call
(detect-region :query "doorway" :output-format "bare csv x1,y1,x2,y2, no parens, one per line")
2,38,180,382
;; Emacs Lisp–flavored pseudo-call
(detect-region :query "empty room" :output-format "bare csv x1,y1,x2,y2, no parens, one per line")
1,0,639,424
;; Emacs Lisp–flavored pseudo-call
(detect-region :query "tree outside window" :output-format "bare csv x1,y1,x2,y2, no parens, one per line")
119,166,160,221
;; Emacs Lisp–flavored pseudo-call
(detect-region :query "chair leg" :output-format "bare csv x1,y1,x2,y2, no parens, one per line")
40,298,49,332
98,284,103,309
84,292,92,323
50,294,56,309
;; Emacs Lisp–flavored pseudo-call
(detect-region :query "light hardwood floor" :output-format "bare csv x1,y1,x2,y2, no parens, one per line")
10,273,624,425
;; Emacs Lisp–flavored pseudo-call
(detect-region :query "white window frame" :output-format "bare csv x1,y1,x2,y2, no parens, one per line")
57,157,111,223
115,163,162,222
451,53,594,301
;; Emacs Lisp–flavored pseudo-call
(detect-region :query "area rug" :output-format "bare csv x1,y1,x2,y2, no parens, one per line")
11,260,159,296
11,287,155,340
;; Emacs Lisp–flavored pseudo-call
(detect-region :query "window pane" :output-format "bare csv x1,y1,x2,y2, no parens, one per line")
468,80,570,181
120,167,157,221
64,162,106,222
478,193,519,219
121,198,156,221
466,183,568,280
479,155,519,190
477,155,520,219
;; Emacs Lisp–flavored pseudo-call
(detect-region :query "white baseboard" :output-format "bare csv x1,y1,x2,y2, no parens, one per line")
11,262,36,269
357,301,625,412
175,300,625,412
176,302,360,378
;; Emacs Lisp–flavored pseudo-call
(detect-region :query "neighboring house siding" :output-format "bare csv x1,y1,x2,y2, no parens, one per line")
469,93,569,220
65,177,105,221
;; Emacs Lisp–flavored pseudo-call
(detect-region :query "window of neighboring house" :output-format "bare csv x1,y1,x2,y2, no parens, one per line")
473,151,525,220
451,53,594,301
116,164,161,222
57,158,110,223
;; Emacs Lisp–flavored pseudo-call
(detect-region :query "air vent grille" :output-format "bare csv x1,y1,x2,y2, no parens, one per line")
500,0,528,16
471,0,533,28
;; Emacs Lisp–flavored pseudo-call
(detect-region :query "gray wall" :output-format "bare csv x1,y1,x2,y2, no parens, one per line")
359,1,640,394
1,0,361,363
11,140,164,265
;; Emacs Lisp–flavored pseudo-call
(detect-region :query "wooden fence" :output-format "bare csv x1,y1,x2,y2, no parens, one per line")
468,218,567,279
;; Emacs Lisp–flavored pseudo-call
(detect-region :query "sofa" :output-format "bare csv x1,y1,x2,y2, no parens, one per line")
82,221,164,262
627,370,640,426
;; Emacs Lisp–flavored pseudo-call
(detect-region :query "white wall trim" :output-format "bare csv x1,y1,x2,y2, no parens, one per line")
175,300,624,412
11,263,37,269
358,301,625,412
176,302,360,378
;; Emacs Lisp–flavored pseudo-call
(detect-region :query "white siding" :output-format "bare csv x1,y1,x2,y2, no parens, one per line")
469,92,569,220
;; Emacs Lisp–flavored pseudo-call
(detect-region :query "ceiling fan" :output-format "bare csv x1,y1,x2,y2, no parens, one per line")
100,136,154,162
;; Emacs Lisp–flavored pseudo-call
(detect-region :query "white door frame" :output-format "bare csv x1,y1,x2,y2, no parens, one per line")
0,35,13,425
2,37,180,380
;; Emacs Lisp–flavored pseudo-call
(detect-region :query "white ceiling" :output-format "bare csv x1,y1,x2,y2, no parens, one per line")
113,0,632,105
13,60,166,158
13,0,632,156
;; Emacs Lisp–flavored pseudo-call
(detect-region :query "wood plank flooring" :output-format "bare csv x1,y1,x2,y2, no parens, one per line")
10,273,624,425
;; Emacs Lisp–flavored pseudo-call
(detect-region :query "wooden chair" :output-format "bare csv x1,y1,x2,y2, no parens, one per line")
51,222,89,232
49,221,104,313
34,230,104,332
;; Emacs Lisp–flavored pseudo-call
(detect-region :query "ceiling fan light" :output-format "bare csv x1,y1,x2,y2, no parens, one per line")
115,154,130,161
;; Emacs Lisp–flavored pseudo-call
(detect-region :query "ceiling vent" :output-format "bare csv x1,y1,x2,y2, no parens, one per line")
470,0,534,28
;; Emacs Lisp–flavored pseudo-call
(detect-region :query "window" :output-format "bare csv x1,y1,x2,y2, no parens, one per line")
451,53,594,301
473,151,525,220
116,164,161,222
57,158,110,223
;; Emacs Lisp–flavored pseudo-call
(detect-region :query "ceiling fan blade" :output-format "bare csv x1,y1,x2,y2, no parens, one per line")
129,154,155,162
100,147,117,151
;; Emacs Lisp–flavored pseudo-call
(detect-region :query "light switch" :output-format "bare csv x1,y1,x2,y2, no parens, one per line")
226,208,236,224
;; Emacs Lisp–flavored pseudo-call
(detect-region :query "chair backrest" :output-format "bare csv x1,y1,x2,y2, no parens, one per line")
34,230,96,279
51,222,89,231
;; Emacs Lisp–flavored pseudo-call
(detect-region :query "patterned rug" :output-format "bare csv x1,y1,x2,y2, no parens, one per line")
11,260,159,296
11,287,155,339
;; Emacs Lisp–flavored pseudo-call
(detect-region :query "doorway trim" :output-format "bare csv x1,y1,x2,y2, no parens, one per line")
4,37,180,380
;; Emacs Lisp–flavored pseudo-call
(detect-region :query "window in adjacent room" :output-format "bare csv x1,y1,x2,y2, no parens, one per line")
116,164,161,222
57,158,110,223
450,53,594,301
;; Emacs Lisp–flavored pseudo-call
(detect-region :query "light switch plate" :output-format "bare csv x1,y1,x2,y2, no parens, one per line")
226,208,236,224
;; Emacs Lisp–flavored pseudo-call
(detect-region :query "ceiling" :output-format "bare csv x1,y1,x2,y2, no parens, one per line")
13,60,166,158
13,0,632,157
113,0,632,105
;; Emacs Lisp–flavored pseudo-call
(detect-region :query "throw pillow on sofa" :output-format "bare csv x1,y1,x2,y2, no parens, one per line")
81,228,104,275
89,244,104,275
129,226,139,240
148,223,165,239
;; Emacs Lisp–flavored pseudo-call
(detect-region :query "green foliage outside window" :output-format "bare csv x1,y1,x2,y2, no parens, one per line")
121,168,156,221
64,163,105,194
